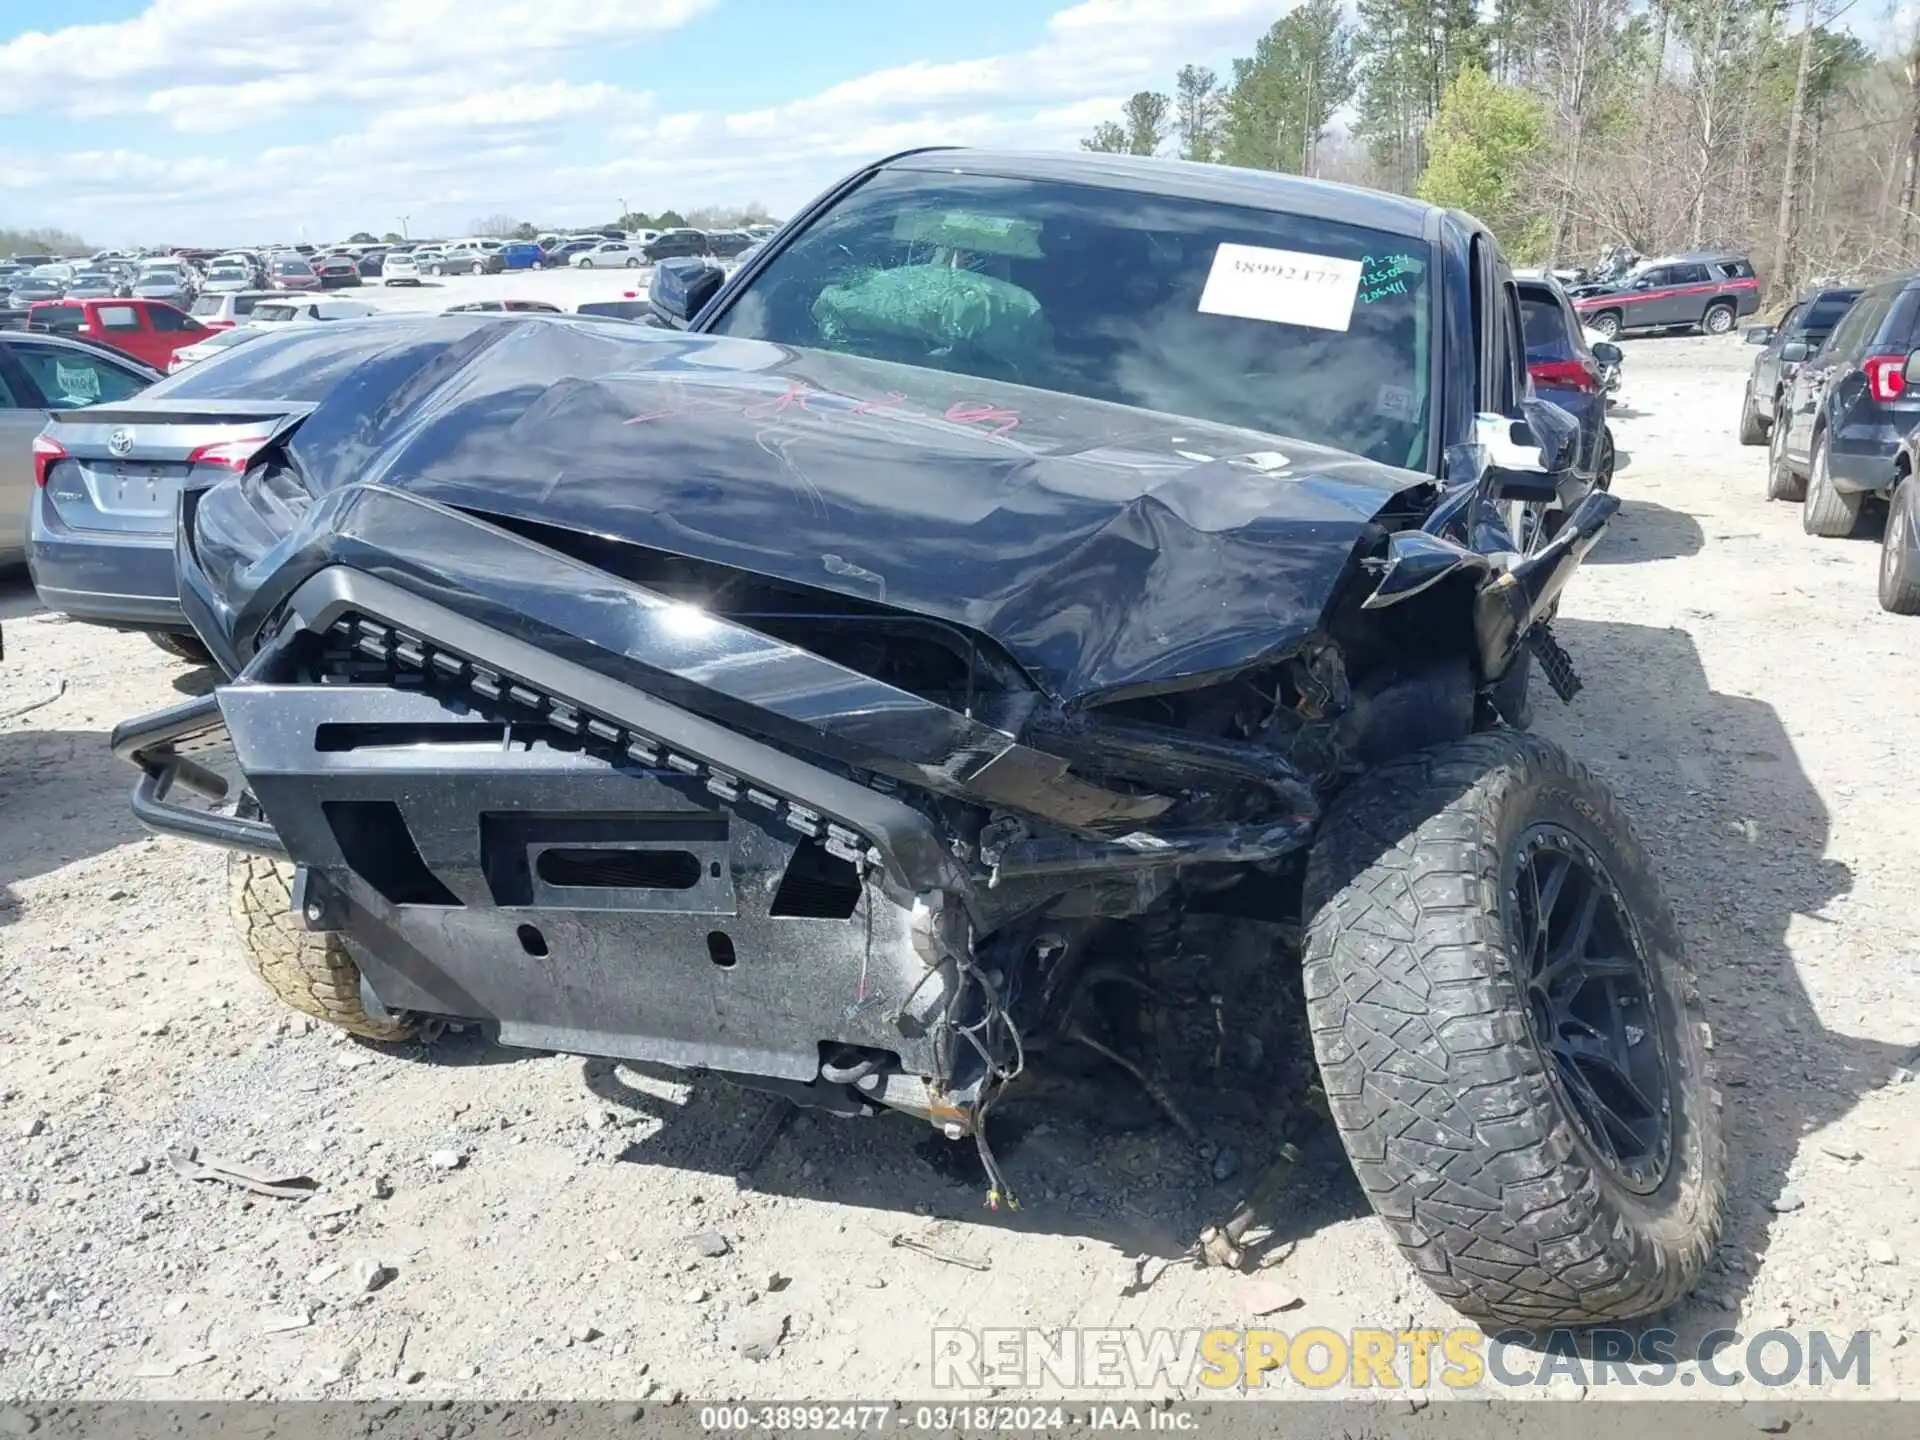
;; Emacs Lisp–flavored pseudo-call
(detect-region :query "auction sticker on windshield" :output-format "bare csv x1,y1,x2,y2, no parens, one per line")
1198,244,1363,332
53,362,101,404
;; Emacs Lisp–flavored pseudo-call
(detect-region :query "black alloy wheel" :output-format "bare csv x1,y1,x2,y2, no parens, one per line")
1507,824,1673,1194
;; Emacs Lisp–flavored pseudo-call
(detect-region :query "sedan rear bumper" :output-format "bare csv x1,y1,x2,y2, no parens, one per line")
26,491,185,630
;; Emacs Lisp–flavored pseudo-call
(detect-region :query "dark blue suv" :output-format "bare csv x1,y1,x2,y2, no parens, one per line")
1517,275,1617,492
1770,271,1920,536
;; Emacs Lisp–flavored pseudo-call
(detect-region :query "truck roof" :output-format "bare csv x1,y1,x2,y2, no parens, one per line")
882,148,1446,241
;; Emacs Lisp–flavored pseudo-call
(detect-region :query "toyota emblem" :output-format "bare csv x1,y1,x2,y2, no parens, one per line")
107,428,135,458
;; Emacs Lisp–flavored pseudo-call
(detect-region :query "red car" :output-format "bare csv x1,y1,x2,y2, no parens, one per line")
268,254,322,291
26,298,214,369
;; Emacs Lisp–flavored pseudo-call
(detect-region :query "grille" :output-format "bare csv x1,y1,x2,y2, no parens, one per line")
319,614,880,870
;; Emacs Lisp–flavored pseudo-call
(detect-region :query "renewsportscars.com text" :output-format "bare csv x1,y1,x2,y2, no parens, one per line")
931,1326,1874,1391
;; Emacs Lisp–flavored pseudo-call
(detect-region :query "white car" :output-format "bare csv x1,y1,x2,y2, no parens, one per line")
572,240,647,269
246,296,379,325
381,251,422,285
167,326,267,373
187,290,280,327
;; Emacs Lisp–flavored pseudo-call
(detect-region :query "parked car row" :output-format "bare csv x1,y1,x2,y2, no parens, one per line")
3,256,203,316
1739,275,1920,613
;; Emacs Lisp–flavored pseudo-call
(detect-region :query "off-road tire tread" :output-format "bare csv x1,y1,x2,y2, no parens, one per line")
228,853,414,1042
1803,437,1863,537
1302,731,1725,1326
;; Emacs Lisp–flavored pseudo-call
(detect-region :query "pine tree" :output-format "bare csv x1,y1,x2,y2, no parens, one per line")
1220,0,1357,174
1175,65,1224,162
1354,0,1490,188
1121,92,1172,155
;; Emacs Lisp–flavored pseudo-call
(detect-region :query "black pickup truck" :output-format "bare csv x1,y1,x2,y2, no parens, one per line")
115,149,1723,1327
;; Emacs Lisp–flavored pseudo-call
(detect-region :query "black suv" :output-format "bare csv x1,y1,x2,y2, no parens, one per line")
1769,270,1920,535
1571,251,1760,339
1738,286,1861,444
641,229,712,261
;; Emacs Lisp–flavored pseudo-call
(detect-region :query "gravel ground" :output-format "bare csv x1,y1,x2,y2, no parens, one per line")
1,334,1917,1404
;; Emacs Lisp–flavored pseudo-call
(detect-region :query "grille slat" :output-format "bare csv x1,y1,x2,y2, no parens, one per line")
323,615,882,875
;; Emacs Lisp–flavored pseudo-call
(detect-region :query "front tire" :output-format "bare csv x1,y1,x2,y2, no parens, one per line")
1737,384,1767,445
580,258,595,269
1588,310,1622,341
1702,303,1735,336
1879,477,1920,614
1302,731,1725,1326
229,852,415,1042
625,257,642,268
470,261,483,275
1803,434,1864,537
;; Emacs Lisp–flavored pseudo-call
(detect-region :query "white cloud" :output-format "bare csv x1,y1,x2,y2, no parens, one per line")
0,0,712,129
0,0,1285,242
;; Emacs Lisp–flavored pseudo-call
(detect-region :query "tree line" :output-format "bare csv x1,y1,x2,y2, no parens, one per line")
463,203,775,240
1,225,90,257
1083,0,1918,296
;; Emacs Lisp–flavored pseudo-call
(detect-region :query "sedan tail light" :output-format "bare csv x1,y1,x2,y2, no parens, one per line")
187,436,273,471
32,433,68,487
1864,353,1907,403
1528,357,1601,395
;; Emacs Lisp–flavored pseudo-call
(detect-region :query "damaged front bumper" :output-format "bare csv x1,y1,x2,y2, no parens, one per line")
116,469,1611,1134
119,487,1316,1131
115,576,992,1127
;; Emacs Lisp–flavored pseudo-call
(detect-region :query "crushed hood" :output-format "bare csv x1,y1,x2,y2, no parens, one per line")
281,318,1428,704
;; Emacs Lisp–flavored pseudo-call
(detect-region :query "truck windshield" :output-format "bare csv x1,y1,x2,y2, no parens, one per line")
709,169,1435,468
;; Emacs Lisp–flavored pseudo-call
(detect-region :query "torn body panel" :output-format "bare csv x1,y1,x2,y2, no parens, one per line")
200,324,1431,707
